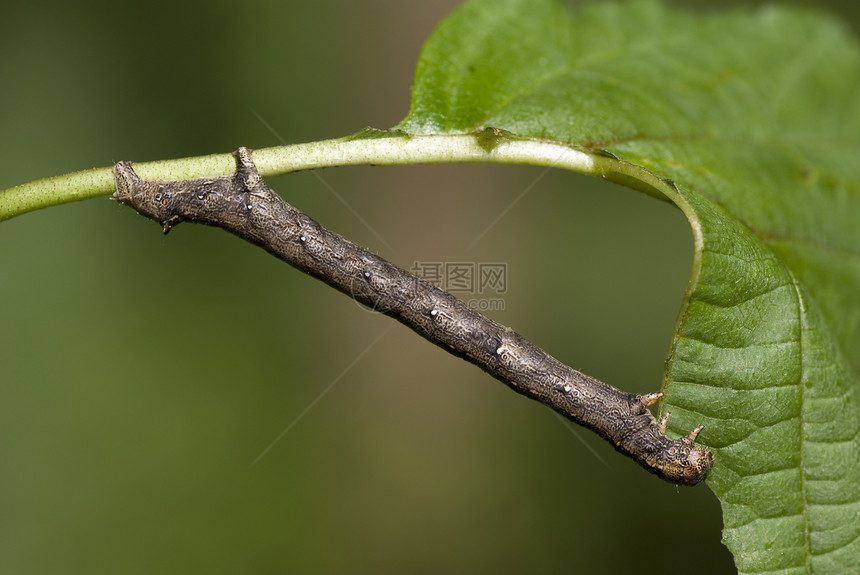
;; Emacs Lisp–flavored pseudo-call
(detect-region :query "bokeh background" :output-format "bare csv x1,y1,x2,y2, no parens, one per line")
2,1,857,573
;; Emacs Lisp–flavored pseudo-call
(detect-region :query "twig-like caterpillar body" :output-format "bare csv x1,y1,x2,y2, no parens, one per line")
113,148,714,485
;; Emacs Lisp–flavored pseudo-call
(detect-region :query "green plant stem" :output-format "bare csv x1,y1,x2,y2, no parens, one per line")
0,129,695,228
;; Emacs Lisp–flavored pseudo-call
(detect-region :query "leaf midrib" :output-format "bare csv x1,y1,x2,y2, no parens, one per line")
789,272,813,574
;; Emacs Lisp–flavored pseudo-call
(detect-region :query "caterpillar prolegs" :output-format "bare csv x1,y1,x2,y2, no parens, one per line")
113,148,714,485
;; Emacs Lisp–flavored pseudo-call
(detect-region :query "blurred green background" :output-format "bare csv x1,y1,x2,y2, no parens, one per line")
2,1,857,573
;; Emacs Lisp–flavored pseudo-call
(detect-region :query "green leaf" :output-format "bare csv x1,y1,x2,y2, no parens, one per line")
399,0,860,572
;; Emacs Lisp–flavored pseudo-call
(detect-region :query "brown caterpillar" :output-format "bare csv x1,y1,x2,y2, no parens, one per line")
113,148,714,485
